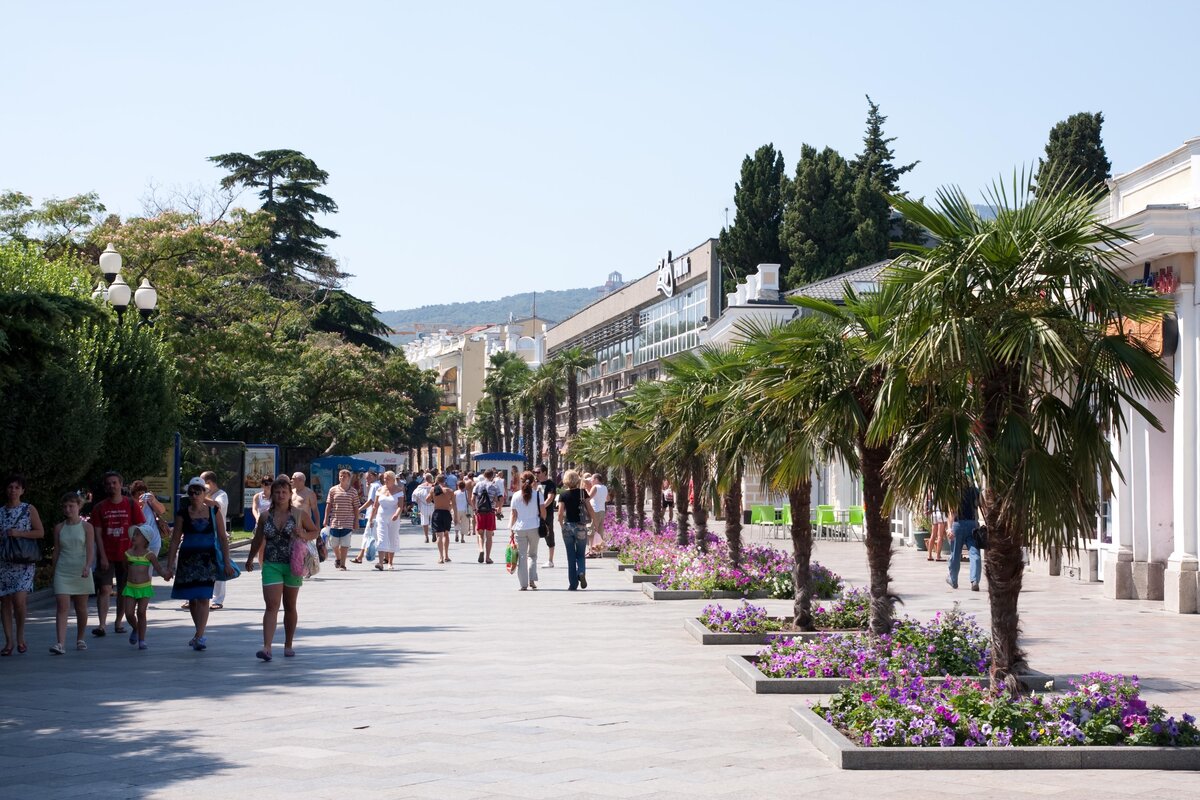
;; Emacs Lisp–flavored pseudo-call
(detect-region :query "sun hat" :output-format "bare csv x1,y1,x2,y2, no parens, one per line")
186,476,206,491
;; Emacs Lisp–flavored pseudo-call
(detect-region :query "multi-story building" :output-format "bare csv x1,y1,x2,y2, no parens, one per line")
544,239,722,430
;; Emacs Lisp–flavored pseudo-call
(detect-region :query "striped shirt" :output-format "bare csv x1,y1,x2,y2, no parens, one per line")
326,485,362,528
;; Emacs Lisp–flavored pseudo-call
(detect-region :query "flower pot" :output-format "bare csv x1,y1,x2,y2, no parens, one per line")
913,530,930,551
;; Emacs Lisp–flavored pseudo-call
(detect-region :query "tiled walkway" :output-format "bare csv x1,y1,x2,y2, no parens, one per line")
1,522,1197,799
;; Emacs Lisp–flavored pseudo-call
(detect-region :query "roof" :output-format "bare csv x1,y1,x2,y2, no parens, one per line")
785,259,893,302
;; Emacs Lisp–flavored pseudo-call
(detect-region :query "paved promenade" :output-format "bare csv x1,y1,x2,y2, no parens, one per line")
1,522,1198,799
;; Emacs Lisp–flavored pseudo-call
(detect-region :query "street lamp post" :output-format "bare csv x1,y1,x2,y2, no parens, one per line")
94,243,158,324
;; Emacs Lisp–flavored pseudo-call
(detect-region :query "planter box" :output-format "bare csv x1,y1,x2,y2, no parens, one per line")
684,616,863,645
616,562,637,572
788,705,1200,770
642,583,769,601
630,572,661,584
726,655,1052,695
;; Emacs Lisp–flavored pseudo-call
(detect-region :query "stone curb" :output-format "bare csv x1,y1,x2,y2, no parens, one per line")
727,655,1053,695
683,616,862,645
616,562,637,571
630,572,661,584
787,706,1200,770
642,584,769,601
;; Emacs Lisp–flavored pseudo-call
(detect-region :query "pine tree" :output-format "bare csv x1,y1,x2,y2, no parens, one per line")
851,96,919,261
780,145,859,287
209,149,345,292
716,144,789,295
1035,111,1111,196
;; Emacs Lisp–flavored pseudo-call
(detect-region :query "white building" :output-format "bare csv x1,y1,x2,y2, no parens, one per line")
1099,136,1200,613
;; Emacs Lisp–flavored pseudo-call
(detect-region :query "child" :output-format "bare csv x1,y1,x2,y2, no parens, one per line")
123,525,170,650
50,493,95,655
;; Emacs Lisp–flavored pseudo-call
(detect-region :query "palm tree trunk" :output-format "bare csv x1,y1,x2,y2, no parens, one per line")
522,412,534,469
788,480,814,631
861,439,895,635
534,401,545,468
724,462,744,567
984,496,1026,695
567,372,579,436
623,467,637,527
675,471,690,547
451,418,460,468
636,474,647,530
651,471,664,534
611,472,624,526
547,390,559,475
692,463,709,553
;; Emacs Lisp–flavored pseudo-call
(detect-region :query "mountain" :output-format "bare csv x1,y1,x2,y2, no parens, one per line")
376,280,623,341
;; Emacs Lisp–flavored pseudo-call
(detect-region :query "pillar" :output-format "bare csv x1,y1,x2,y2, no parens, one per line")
1166,283,1199,613
1104,400,1135,599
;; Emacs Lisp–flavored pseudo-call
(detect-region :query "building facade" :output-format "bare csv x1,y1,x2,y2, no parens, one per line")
545,239,722,429
1099,136,1200,613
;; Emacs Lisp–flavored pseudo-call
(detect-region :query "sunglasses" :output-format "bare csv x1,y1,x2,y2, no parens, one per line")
187,487,205,495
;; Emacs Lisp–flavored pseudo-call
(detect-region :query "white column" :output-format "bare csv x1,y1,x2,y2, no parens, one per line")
1166,282,1199,612
1104,399,1135,599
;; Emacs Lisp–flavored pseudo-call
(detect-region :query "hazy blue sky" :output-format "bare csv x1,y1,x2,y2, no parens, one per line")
4,1,1197,309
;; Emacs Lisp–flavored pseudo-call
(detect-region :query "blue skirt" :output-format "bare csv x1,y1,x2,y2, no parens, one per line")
171,531,219,600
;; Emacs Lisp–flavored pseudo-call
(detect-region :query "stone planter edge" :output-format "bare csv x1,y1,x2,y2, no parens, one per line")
727,655,1053,695
683,616,863,645
787,706,1200,770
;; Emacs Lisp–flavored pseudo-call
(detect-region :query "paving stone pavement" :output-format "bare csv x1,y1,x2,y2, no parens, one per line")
1,522,1198,799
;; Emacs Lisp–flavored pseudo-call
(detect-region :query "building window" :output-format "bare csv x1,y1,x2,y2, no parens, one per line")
635,283,708,366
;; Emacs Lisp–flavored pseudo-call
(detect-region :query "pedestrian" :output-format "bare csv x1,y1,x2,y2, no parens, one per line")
323,469,362,570
430,474,455,564
251,475,273,527
367,471,403,571
130,479,168,556
473,468,502,564
557,470,592,590
453,480,468,542
291,471,320,528
245,475,319,661
926,491,947,563
404,471,420,511
444,467,458,491
536,463,557,568
462,472,477,538
122,525,169,650
202,471,230,610
1,475,44,655
587,472,608,556
169,476,236,651
352,468,381,564
50,491,94,654
89,470,145,636
509,470,544,590
412,473,434,543
662,479,675,516
947,477,984,592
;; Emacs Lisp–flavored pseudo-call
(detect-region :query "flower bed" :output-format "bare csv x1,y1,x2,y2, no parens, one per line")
811,673,1200,752
700,591,870,635
754,609,989,681
608,522,842,599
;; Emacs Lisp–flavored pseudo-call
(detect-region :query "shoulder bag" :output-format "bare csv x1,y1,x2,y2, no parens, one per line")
0,504,40,564
211,508,241,580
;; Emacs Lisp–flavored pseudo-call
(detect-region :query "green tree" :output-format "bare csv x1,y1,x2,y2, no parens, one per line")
310,289,395,353
0,191,106,256
553,346,596,438
717,144,790,295
209,149,345,291
881,173,1175,690
1035,112,1111,197
780,145,859,287
850,97,921,263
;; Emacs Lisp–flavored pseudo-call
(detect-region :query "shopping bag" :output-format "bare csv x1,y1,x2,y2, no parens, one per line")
505,533,518,574
366,538,377,562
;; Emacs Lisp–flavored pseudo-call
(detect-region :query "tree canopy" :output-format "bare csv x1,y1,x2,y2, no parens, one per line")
717,143,790,295
1035,111,1111,197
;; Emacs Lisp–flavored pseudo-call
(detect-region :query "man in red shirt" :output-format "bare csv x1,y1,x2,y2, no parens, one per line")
91,470,144,637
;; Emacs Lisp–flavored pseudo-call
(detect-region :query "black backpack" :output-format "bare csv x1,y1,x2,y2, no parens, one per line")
474,485,494,513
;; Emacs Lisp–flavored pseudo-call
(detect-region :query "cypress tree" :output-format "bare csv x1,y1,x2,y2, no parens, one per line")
1035,111,1111,196
780,145,859,286
717,144,789,295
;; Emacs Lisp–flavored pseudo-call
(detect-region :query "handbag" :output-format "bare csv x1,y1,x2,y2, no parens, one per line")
0,533,40,564
505,533,519,574
303,540,321,577
317,527,329,562
211,508,241,580
974,525,988,550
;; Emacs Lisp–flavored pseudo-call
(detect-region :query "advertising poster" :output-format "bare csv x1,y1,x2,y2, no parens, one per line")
142,433,181,502
243,445,280,529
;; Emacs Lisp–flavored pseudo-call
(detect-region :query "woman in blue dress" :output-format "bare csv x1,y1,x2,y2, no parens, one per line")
168,476,235,651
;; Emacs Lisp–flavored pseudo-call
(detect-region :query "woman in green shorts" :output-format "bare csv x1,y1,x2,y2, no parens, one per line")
245,475,318,661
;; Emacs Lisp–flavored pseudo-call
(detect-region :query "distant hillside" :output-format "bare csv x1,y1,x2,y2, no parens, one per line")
376,284,617,333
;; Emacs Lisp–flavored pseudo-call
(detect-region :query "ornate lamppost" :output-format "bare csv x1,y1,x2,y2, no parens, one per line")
92,243,158,324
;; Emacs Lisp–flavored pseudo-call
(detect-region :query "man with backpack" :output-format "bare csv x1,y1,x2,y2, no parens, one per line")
473,468,502,564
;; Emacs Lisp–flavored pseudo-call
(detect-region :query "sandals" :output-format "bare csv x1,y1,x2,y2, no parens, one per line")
211,603,224,610
256,649,273,662
16,643,27,654
284,647,296,658
113,626,128,634
76,640,87,651
49,643,65,655
92,627,107,638
0,645,10,656
350,556,364,564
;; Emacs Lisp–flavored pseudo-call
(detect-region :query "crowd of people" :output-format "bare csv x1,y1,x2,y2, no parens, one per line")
0,462,620,659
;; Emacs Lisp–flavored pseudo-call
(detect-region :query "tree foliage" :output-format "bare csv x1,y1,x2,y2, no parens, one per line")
1035,111,1111,197
780,145,859,286
717,144,790,295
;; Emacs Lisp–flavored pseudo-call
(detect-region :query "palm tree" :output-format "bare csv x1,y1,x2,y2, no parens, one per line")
554,346,597,437
622,381,669,532
879,173,1176,691
525,362,561,471
740,317,854,630
790,284,906,634
484,351,530,453
651,358,713,550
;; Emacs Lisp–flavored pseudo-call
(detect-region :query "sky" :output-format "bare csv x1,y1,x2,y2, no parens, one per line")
4,1,1198,309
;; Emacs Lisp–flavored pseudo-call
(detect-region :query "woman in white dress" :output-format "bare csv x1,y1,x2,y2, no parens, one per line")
368,471,403,571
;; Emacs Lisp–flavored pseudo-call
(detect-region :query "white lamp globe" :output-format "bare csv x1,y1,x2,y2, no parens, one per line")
134,278,158,311
99,243,123,284
107,274,132,309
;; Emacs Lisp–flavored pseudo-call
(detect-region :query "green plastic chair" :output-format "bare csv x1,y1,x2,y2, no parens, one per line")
750,505,777,537
815,505,836,539
848,505,865,540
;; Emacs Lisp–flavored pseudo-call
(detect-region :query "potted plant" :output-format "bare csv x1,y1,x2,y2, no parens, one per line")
911,512,931,551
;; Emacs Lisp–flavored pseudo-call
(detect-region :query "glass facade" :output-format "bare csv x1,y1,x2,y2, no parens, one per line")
635,283,707,365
